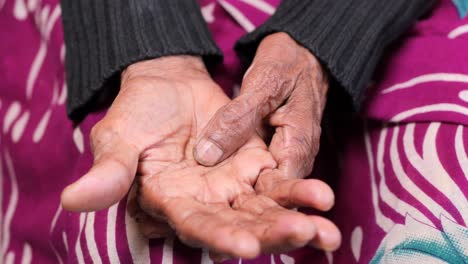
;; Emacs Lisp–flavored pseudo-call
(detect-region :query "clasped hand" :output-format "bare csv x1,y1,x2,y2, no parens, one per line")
61,33,341,261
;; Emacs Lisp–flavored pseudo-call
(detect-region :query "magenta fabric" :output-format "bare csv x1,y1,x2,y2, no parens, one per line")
1,0,467,263
333,0,468,263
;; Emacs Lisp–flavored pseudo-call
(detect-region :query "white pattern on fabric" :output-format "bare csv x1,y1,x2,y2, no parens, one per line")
162,238,174,264
201,249,213,264
364,131,395,232
239,0,275,14
1,150,19,263
26,5,61,99
351,226,363,261
390,126,457,222
378,126,433,226
126,186,150,264
455,126,468,178
21,243,32,264
202,3,216,23
219,0,255,32
73,127,85,154
13,0,27,20
279,254,294,264
33,109,52,143
449,24,468,38
392,103,468,122
49,204,64,264
106,203,121,264
75,213,87,264
3,102,21,134
12,111,30,143
85,212,103,264
382,73,468,94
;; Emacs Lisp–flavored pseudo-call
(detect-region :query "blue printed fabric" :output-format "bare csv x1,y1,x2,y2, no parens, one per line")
453,0,468,17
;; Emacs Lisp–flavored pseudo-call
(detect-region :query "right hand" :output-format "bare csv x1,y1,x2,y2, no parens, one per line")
60,55,222,212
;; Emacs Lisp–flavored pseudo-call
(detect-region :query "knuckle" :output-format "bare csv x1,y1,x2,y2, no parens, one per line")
89,122,101,143
89,123,102,152
243,63,295,115
245,63,286,95
90,122,118,147
255,177,275,194
218,100,249,124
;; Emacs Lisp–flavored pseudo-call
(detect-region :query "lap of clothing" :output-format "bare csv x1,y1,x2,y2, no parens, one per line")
0,0,466,263
331,0,468,263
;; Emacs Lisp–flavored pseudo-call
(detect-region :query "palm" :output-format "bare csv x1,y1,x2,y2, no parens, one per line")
127,78,317,259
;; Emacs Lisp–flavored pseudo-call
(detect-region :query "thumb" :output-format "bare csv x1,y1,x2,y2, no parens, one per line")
194,63,294,166
61,129,139,212
194,95,260,166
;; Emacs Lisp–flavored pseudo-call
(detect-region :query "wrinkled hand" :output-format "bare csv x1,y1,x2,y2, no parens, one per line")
60,56,336,259
194,33,341,251
134,136,331,260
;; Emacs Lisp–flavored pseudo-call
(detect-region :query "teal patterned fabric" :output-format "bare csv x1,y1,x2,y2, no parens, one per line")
453,0,468,17
371,215,468,263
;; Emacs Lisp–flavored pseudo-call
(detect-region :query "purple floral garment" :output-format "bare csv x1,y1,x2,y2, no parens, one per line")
0,0,467,264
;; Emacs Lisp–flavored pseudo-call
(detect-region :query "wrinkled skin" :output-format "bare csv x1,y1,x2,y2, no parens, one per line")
61,54,340,260
196,32,328,180
195,31,333,217
192,32,342,257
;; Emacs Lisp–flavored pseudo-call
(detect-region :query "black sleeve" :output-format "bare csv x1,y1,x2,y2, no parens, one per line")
61,0,222,119
235,0,437,110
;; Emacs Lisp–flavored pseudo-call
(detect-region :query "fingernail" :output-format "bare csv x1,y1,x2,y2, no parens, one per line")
308,230,341,251
195,139,223,166
318,188,335,211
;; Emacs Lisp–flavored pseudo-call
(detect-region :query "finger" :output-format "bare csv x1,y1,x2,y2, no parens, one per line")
307,216,342,252
268,110,319,179
161,198,261,259
268,69,327,179
61,127,139,212
258,210,317,253
256,171,334,211
232,195,317,253
194,62,296,167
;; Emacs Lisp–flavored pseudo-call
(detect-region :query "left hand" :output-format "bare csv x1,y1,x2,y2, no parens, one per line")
193,32,341,251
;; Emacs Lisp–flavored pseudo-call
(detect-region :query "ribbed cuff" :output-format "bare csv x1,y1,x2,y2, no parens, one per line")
61,0,222,119
236,0,436,110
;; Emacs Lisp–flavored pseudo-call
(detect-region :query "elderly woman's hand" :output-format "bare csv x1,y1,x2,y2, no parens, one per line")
193,32,341,251
60,55,218,212
133,134,332,260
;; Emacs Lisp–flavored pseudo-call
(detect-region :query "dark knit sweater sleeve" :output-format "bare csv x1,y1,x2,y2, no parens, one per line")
61,0,222,119
236,0,437,110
